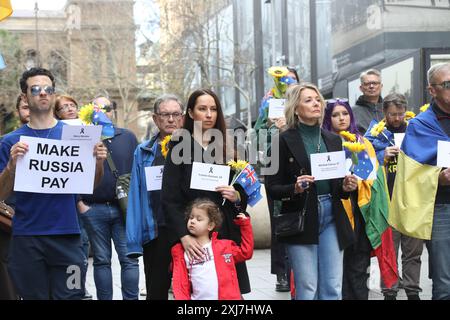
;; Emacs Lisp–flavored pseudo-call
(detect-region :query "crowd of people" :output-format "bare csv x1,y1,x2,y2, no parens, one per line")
0,62,449,300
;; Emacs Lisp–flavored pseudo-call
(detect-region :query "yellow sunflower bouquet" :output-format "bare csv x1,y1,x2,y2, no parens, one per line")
340,131,366,174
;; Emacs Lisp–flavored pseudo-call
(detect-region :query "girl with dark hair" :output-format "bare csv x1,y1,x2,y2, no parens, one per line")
162,88,251,295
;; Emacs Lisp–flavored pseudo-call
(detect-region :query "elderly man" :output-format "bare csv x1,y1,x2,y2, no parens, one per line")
126,94,184,300
353,68,384,134
390,63,450,300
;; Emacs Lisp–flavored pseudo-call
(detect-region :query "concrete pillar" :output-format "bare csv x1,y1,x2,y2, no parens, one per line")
247,184,271,249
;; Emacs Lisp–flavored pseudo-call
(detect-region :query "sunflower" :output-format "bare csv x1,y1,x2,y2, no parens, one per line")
160,134,172,158
339,131,356,142
370,120,386,137
227,160,248,171
78,103,95,125
405,111,416,121
420,103,430,113
268,66,289,79
342,141,366,153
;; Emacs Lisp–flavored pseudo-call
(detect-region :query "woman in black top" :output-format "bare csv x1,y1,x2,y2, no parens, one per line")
161,88,250,294
266,83,357,300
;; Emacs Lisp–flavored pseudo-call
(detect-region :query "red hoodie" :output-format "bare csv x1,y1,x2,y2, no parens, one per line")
171,217,254,300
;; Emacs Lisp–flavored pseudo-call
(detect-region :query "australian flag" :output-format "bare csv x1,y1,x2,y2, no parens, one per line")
93,105,114,139
345,149,374,180
234,164,263,207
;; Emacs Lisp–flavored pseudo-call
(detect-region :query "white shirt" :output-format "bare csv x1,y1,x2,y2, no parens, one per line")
184,241,218,300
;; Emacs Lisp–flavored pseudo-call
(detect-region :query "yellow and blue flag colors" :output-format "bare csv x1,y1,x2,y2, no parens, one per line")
0,0,12,22
390,106,449,240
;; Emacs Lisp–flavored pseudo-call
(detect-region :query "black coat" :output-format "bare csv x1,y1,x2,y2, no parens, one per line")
161,136,250,293
266,128,355,250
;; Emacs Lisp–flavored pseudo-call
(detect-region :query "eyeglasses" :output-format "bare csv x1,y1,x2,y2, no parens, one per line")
362,81,381,87
57,103,78,112
157,112,183,120
387,112,405,118
327,98,349,104
30,85,55,96
430,80,450,89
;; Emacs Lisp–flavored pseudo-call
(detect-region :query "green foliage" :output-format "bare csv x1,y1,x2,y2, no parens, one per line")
0,29,23,89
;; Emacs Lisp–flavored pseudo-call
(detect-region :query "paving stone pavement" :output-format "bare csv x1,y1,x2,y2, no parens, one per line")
85,246,432,300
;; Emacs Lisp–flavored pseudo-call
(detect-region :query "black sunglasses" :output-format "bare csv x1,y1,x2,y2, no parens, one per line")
431,80,450,89
30,85,55,96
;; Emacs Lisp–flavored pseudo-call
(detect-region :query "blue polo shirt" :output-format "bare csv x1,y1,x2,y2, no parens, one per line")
0,122,80,235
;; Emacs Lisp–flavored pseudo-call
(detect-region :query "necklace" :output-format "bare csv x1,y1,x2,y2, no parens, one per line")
300,123,322,153
27,122,57,139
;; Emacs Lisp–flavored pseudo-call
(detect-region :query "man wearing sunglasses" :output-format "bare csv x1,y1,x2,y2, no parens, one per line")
353,68,384,134
0,68,107,299
77,95,140,300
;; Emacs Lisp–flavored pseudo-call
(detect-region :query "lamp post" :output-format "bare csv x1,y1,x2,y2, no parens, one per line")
34,1,40,67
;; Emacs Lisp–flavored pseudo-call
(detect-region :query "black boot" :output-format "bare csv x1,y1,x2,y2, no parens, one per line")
407,293,420,300
275,273,290,292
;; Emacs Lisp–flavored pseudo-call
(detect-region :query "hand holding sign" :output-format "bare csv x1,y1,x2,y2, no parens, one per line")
7,141,29,171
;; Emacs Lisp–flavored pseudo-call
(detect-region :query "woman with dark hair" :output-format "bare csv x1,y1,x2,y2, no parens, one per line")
266,84,358,300
161,88,251,295
322,98,375,300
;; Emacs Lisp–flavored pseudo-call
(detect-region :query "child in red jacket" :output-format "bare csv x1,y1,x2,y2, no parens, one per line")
171,198,254,300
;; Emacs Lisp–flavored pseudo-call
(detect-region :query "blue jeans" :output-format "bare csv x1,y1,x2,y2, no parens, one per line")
286,194,343,300
80,203,139,300
430,203,450,300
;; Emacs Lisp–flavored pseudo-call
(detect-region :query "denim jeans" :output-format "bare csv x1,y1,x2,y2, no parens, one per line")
430,203,450,300
286,194,343,300
80,203,139,300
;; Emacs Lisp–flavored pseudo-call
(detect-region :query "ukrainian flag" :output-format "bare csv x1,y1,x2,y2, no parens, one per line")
389,105,449,240
0,0,12,22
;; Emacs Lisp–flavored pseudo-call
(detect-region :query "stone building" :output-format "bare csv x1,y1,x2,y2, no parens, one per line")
0,0,143,135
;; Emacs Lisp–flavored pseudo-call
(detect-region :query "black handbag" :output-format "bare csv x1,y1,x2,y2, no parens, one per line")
274,192,309,237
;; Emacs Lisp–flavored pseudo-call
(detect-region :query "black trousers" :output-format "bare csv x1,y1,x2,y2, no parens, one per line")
342,234,372,300
0,230,16,300
266,185,288,275
143,227,172,300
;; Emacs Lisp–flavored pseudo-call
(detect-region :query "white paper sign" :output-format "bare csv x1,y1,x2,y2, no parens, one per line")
268,99,286,119
190,162,230,191
437,140,450,168
14,136,97,194
394,133,405,147
61,125,102,145
310,151,347,181
61,119,84,126
145,165,164,191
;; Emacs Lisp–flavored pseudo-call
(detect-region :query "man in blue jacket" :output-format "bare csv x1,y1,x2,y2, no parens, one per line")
126,94,184,300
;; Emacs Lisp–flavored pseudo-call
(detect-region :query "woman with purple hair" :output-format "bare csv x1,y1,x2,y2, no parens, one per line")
323,98,374,300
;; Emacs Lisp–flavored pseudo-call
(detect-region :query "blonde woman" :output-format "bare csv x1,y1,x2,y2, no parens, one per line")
266,83,357,300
